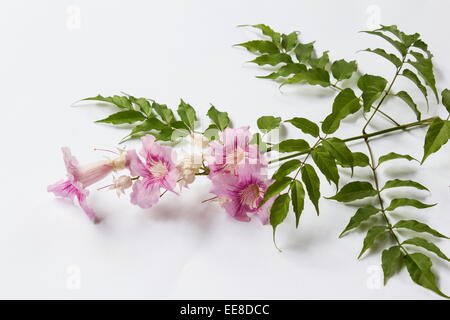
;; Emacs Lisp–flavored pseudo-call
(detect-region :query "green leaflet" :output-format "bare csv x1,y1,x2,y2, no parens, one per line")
395,91,421,121
394,220,449,239
381,179,429,192
404,253,449,299
250,53,293,66
403,238,450,262
258,63,306,80
291,180,305,228
82,94,132,109
257,116,281,132
422,118,450,163
95,110,146,124
309,51,329,69
272,159,301,180
234,40,279,54
339,205,380,238
328,181,377,203
336,152,369,168
322,88,361,134
278,139,310,153
362,31,407,56
129,97,152,116
321,138,354,169
177,100,196,131
357,74,388,112
408,51,439,102
378,152,418,165
241,24,281,45
376,25,420,47
382,246,404,285
260,177,292,208
358,226,388,259
441,89,450,114
207,105,230,131
130,118,166,135
270,193,291,250
283,67,330,87
301,164,321,215
294,41,315,63
281,32,299,51
311,146,339,187
285,117,319,137
401,69,429,106
363,48,402,68
385,198,436,211
152,103,175,124
331,59,357,80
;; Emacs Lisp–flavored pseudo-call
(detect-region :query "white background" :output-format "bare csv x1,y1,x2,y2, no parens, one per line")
1,0,449,299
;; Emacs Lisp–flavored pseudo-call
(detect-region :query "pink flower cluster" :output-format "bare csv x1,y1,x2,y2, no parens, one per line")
48,127,273,224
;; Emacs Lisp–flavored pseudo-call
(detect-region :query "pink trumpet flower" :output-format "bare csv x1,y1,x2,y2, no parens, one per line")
209,165,274,224
208,127,265,177
48,147,117,223
126,135,179,209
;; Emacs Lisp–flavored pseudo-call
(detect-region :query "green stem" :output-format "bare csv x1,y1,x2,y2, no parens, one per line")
268,117,435,164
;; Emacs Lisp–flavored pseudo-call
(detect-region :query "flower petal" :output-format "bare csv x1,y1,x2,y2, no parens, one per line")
130,180,160,209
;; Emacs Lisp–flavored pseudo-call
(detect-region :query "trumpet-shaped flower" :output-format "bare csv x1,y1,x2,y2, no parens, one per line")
209,165,274,224
126,135,179,208
208,127,264,177
47,147,115,223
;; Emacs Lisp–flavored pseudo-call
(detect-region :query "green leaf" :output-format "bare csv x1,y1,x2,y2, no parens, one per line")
403,238,450,262
362,31,407,56
257,116,281,133
294,42,315,63
386,198,436,211
128,97,152,116
270,193,291,249
281,32,298,51
260,177,292,207
130,118,167,135
441,89,450,114
155,127,175,141
234,40,279,54
394,220,449,239
382,179,429,192
82,94,132,109
339,205,380,238
152,103,175,124
363,48,402,68
357,74,388,112
258,63,306,80
328,181,377,202
401,69,429,106
396,91,421,121
321,138,354,168
301,164,321,215
249,53,293,66
336,152,370,168
278,139,310,153
311,147,339,187
283,67,330,87
285,117,319,137
309,51,330,69
291,180,305,228
249,132,267,151
242,24,281,45
376,25,420,47
422,118,450,163
382,246,404,284
358,226,388,259
321,88,361,134
177,100,196,131
408,51,438,102
207,105,230,131
95,110,145,124
272,159,301,180
378,152,418,165
331,59,357,80
404,253,449,298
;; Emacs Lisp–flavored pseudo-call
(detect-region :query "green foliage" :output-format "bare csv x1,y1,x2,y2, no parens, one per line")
357,74,388,112
394,220,448,239
385,198,436,211
441,89,450,113
96,110,146,124
291,180,305,228
396,91,421,120
381,246,404,284
403,238,450,262
381,179,429,191
378,152,418,165
331,59,357,81
207,105,230,131
322,88,361,134
422,118,450,163
301,164,320,215
358,226,388,258
328,181,377,202
259,177,292,208
285,117,319,137
363,48,402,68
339,206,379,238
311,146,339,187
278,139,310,153
272,159,301,180
257,116,282,133
270,193,291,248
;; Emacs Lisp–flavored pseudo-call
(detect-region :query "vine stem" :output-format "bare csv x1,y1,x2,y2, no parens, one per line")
268,117,435,164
